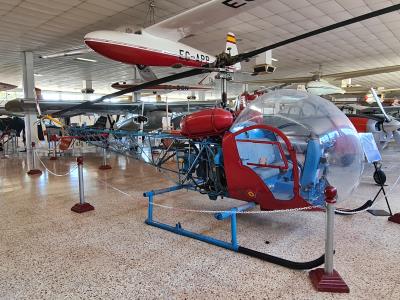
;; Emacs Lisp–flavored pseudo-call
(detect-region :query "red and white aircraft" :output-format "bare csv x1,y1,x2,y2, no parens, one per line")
41,0,259,74
83,0,258,68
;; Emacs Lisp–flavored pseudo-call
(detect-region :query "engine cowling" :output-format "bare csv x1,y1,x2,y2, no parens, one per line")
180,108,233,138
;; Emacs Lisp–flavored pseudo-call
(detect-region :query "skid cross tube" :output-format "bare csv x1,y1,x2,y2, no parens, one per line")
144,186,325,270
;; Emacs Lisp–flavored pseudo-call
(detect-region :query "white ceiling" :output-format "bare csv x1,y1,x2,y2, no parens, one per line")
1,0,400,95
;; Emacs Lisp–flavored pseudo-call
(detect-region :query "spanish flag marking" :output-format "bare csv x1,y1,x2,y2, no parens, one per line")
226,34,236,44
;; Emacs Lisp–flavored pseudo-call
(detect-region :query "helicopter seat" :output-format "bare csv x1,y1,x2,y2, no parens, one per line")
237,139,290,182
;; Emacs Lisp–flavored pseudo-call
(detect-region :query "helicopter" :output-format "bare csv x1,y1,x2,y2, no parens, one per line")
49,3,400,210
176,89,363,210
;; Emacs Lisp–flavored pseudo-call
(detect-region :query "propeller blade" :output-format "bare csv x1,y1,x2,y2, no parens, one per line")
370,87,391,122
52,3,400,117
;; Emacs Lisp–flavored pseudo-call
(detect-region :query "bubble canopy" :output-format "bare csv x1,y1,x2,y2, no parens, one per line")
230,89,364,203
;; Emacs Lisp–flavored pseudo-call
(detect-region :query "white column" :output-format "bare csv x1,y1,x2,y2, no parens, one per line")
22,51,36,152
133,91,141,102
82,80,93,101
198,91,206,101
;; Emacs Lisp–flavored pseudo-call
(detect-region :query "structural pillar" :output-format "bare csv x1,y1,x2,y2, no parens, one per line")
242,83,249,93
133,91,141,102
22,51,41,175
198,91,205,101
82,80,93,101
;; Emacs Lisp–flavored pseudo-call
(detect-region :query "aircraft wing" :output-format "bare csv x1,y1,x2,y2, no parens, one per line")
145,0,262,41
359,105,400,114
241,65,400,87
4,99,217,117
39,47,93,59
0,82,17,91
322,65,400,81
240,76,313,85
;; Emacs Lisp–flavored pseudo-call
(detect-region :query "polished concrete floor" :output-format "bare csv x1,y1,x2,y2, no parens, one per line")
0,143,399,299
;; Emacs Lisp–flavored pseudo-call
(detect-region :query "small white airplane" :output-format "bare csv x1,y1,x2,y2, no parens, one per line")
243,65,400,96
40,0,259,78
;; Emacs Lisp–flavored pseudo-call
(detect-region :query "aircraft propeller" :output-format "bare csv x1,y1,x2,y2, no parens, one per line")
51,3,400,117
370,87,400,144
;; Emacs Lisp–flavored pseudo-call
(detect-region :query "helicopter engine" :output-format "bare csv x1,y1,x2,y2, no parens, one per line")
179,108,233,199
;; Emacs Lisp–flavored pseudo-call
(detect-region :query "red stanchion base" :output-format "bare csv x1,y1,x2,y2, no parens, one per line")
50,156,57,160
309,268,350,293
27,169,42,176
388,213,400,224
71,202,95,213
99,164,112,170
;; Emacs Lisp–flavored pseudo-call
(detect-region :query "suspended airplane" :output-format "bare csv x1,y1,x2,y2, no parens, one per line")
11,29,243,131
39,0,252,72
242,65,400,96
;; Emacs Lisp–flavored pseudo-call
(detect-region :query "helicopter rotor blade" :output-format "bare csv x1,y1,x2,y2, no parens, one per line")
51,3,400,117
233,4,400,65
52,68,208,117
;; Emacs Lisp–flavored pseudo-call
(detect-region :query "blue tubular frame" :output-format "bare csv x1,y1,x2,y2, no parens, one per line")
144,185,256,251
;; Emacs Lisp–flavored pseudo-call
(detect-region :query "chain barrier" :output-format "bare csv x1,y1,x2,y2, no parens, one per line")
335,172,400,215
34,150,78,177
96,178,323,214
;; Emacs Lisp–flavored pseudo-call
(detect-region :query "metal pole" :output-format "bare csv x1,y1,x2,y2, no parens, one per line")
31,142,36,169
103,147,107,166
221,74,227,107
324,186,337,275
230,209,238,250
27,142,42,175
165,96,169,130
77,156,85,205
53,140,57,158
71,156,94,213
147,193,154,223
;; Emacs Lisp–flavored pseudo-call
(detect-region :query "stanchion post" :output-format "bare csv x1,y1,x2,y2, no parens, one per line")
0,139,8,159
309,186,349,293
388,212,400,224
98,146,112,170
71,156,94,213
50,136,57,160
27,142,42,176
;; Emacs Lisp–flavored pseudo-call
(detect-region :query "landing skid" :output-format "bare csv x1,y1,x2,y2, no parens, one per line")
144,185,325,270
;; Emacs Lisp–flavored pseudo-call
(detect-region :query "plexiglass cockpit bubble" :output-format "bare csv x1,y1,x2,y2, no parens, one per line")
231,89,364,204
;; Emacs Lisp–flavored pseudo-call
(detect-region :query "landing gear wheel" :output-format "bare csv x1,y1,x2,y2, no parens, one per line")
373,169,386,185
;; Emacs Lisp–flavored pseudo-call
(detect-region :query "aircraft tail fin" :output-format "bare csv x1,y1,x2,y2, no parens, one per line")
225,32,241,71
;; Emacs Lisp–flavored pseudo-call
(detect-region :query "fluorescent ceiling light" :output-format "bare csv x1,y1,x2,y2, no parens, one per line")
75,57,97,62
34,73,43,76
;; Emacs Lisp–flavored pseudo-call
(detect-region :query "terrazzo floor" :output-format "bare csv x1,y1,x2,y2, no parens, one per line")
0,144,399,299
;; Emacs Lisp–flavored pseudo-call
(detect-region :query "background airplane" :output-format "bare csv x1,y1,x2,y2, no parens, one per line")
241,65,400,96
